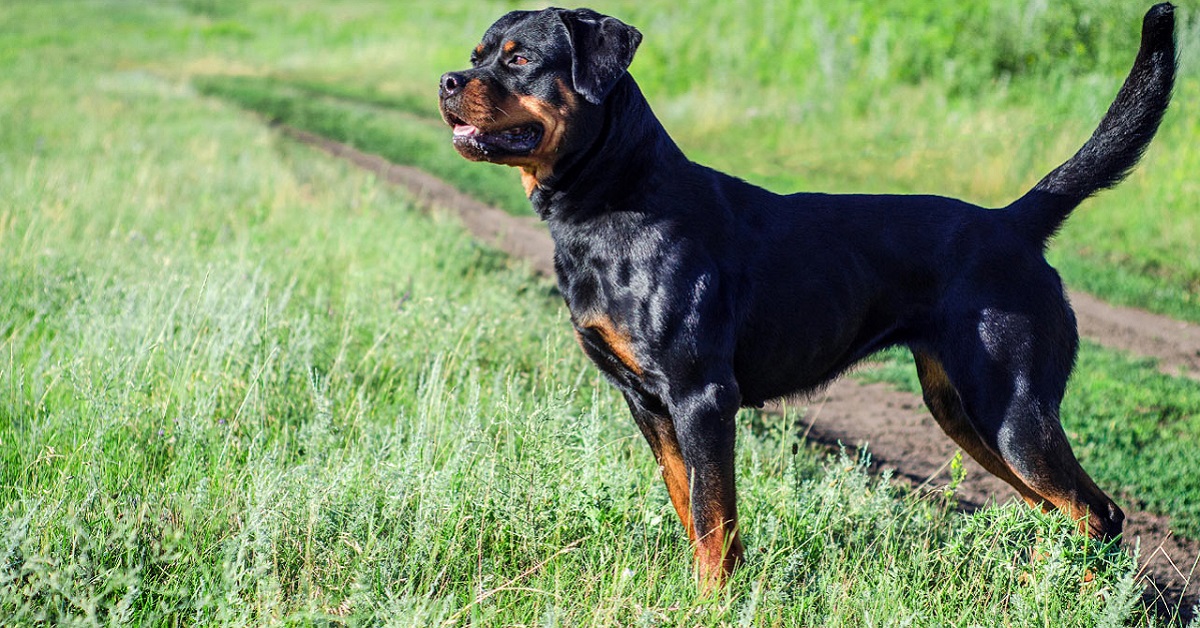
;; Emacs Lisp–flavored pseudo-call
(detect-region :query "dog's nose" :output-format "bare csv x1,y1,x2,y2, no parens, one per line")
440,72,466,97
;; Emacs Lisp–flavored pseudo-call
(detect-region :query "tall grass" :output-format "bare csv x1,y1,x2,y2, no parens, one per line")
0,0,1194,623
619,0,1152,97
0,59,1152,621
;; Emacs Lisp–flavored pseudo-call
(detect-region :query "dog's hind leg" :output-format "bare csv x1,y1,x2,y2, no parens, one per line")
937,311,1124,540
912,350,1044,506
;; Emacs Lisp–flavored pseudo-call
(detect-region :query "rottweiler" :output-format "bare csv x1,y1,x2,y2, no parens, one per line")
438,5,1177,591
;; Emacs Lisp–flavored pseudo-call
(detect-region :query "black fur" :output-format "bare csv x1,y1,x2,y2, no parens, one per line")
1010,3,1177,242
440,4,1178,589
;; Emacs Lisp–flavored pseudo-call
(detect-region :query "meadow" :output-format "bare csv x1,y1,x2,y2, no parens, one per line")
2,0,1199,624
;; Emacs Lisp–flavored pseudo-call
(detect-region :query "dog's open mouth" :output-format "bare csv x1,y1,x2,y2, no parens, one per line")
448,114,544,156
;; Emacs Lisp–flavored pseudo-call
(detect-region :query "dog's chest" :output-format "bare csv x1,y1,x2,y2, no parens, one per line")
550,218,672,386
557,257,648,383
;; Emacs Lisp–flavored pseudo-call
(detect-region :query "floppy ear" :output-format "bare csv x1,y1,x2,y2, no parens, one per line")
558,9,642,105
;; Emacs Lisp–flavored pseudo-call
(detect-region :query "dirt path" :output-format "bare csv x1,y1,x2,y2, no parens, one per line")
1071,291,1200,383
284,126,1200,620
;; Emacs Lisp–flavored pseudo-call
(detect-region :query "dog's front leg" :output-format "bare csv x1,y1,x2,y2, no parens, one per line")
624,393,697,544
670,380,744,594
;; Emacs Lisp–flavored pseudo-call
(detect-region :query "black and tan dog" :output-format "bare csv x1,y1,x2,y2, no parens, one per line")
439,5,1177,591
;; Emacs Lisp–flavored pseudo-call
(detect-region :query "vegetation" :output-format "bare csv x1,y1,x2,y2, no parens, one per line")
2,0,1198,624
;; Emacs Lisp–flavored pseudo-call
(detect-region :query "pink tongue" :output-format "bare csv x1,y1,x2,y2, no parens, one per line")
453,124,479,136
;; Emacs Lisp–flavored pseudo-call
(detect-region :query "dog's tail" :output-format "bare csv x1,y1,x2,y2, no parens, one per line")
1006,3,1176,244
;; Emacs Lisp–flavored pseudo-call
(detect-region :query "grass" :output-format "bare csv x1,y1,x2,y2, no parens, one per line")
0,40,1153,622
1,0,1198,623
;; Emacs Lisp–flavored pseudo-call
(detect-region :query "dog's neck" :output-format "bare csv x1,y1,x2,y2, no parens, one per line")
529,75,685,221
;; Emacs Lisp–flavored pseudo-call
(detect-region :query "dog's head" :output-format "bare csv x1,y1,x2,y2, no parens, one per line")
438,8,641,191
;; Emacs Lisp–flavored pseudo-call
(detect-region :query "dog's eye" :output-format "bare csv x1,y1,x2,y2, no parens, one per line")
509,55,529,67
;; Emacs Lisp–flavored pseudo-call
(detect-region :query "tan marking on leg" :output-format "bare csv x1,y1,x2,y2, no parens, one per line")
1004,464,1119,539
629,406,696,545
692,485,744,595
656,435,695,541
627,402,740,591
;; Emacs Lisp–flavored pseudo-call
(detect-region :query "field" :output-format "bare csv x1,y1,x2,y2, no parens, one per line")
2,0,1199,624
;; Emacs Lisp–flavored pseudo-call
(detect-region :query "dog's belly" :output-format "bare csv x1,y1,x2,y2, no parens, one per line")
732,307,914,407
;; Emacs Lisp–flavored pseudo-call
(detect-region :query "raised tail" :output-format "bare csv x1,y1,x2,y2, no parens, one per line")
1007,3,1176,244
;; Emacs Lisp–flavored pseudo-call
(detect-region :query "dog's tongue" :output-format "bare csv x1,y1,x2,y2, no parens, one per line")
453,124,479,136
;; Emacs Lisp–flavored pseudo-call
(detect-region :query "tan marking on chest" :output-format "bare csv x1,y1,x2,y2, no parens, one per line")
577,313,644,377
521,169,540,197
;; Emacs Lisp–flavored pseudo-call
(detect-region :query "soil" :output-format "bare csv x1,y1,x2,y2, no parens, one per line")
284,126,1200,621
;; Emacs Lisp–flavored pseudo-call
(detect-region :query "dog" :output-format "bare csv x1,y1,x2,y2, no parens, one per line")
439,5,1177,591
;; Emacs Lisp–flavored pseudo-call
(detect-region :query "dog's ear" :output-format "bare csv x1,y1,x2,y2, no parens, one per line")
557,9,642,105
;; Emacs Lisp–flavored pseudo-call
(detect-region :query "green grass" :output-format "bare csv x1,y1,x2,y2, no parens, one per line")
2,0,1199,623
0,31,1154,621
